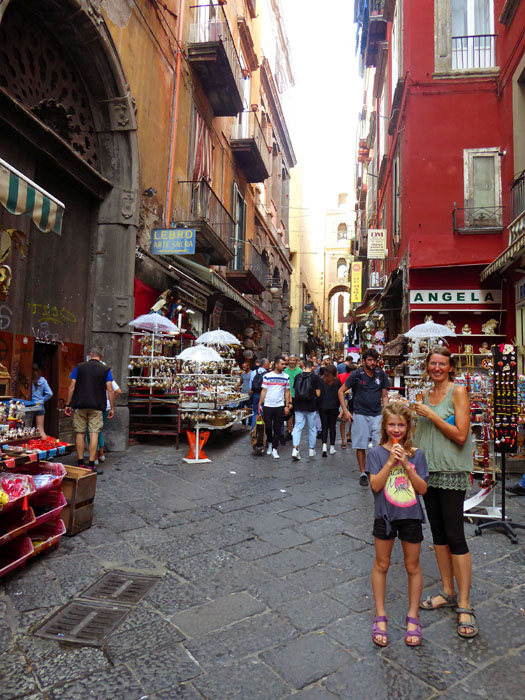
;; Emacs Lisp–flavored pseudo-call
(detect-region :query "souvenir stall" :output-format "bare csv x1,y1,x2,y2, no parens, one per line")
175,341,250,464
127,314,182,444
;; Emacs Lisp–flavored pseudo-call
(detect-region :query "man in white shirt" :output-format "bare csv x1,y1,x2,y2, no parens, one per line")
258,356,291,459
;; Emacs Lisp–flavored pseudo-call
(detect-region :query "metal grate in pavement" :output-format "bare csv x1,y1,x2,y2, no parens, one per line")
33,599,130,646
80,570,160,604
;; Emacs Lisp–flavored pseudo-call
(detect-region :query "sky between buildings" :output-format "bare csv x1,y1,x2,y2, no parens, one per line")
283,0,361,212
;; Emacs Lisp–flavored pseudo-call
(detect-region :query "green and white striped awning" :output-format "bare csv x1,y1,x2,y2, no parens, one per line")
0,157,64,235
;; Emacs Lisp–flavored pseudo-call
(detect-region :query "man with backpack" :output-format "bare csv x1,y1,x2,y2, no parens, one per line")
291,360,322,460
249,358,269,428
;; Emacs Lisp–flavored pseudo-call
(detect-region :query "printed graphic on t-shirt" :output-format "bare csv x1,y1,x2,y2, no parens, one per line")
384,463,417,507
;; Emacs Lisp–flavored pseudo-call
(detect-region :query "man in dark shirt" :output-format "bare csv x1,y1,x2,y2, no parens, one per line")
291,360,322,460
338,348,390,486
64,347,114,472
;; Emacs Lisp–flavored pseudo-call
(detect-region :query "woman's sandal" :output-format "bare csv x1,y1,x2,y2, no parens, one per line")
405,616,422,647
341,442,347,449
419,590,457,610
456,607,479,638
372,615,388,647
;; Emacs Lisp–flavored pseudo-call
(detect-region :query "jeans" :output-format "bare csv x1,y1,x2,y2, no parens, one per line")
263,405,285,447
292,411,317,449
319,408,339,445
251,393,261,428
520,473,525,488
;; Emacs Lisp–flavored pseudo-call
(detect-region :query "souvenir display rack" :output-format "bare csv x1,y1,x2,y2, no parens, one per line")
0,437,72,576
128,331,182,444
175,369,250,463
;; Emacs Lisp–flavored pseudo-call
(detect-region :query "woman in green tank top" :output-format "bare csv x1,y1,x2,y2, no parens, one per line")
414,347,478,639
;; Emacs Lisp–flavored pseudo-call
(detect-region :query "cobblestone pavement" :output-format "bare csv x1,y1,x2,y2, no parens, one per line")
1,427,525,699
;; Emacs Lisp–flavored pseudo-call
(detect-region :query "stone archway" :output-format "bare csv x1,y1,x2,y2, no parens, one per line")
0,0,140,447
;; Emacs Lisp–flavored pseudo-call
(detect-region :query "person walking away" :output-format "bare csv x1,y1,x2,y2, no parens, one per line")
319,364,341,457
249,358,269,428
414,347,477,639
64,347,115,472
337,355,351,374
284,354,302,440
31,364,53,439
237,362,252,426
366,402,428,647
291,360,322,460
338,362,356,448
258,356,291,459
506,471,525,496
87,379,121,470
339,348,390,486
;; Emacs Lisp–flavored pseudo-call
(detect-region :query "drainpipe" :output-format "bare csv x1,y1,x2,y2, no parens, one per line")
165,0,186,227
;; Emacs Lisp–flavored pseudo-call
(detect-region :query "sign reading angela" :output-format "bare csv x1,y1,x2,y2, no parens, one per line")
410,289,501,305
151,228,196,255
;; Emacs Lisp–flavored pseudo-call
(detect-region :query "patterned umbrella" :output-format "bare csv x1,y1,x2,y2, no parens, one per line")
129,313,179,333
405,321,455,339
177,345,222,362
195,329,240,346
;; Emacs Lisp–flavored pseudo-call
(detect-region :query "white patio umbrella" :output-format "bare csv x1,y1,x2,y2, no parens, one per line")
177,345,223,362
129,313,179,334
195,329,240,346
405,320,456,340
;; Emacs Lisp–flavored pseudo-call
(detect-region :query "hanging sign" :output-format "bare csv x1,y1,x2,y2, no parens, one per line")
151,228,196,255
410,289,501,305
351,262,362,303
367,229,386,259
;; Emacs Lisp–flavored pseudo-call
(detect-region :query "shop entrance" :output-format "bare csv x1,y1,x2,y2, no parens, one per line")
33,342,59,438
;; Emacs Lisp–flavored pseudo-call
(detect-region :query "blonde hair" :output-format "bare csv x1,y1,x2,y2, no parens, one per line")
424,346,456,382
380,401,416,457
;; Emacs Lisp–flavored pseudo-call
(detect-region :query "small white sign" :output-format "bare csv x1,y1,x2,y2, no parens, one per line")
410,289,501,305
367,229,386,259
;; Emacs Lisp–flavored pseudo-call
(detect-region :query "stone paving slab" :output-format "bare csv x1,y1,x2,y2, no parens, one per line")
170,591,266,637
1,433,525,699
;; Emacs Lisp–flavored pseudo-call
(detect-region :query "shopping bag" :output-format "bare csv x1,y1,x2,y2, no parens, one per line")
251,415,266,455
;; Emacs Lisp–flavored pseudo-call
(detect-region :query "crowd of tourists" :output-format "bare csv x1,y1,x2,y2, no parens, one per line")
244,347,479,648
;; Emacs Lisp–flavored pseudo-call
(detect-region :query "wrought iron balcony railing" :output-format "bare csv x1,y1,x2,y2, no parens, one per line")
453,204,505,234
452,34,496,70
510,170,525,224
230,110,271,183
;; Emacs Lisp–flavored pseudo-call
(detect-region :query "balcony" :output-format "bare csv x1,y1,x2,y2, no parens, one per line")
364,1,388,67
175,180,234,265
452,205,505,234
188,5,244,116
226,243,269,294
230,110,271,183
509,170,525,243
452,35,496,71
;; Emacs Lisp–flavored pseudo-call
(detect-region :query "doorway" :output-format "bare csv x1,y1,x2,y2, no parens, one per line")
33,342,59,437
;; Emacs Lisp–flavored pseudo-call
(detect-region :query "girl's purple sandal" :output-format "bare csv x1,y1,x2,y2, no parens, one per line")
372,615,388,647
405,616,422,647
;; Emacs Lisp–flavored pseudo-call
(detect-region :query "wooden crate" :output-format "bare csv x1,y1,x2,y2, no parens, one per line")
60,466,97,536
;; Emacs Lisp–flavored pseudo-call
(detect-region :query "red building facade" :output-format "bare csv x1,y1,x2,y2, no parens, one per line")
354,0,525,356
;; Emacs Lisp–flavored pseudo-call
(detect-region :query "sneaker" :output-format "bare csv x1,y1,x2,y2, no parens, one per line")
330,446,336,455
267,444,273,455
322,444,327,458
309,448,316,457
94,459,99,466
292,447,301,461
359,473,369,487
93,466,103,476
506,483,525,496
98,455,106,463
272,448,280,459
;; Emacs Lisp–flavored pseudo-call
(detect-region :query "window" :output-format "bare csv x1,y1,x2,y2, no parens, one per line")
463,148,502,227
337,223,348,240
337,258,347,280
452,0,494,70
435,0,496,74
391,1,402,101
392,151,401,249
231,183,246,269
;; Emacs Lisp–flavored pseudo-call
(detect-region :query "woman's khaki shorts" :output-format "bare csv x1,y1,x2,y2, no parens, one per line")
73,408,103,433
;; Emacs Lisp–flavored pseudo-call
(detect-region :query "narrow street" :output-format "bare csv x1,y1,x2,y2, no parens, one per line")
1,429,524,700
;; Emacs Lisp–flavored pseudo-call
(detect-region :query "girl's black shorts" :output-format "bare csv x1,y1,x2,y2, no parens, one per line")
373,517,423,543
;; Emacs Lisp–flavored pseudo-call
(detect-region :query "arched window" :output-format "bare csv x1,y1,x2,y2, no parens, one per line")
337,258,347,280
337,223,348,240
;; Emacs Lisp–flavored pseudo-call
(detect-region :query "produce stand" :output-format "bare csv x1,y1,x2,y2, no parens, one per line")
0,438,73,576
